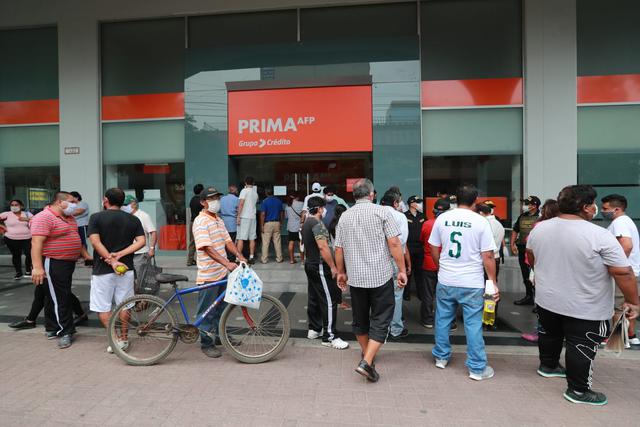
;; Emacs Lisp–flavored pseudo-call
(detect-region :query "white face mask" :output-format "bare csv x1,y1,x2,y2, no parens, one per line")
63,202,77,216
121,205,133,214
522,205,531,213
416,203,423,213
208,200,221,214
325,195,334,202
10,206,21,213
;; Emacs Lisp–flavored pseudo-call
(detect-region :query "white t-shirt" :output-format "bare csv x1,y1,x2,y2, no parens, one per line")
75,201,90,227
486,215,505,259
384,206,409,251
302,192,324,212
527,217,630,321
608,214,640,276
428,208,496,289
238,186,258,219
133,209,156,254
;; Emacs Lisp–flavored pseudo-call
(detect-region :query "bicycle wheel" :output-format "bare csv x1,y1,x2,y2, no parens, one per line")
108,294,179,366
219,294,290,364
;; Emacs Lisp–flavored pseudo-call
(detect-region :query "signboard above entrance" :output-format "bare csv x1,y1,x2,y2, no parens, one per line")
228,85,372,155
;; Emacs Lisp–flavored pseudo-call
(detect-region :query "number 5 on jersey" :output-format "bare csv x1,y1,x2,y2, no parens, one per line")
449,231,462,258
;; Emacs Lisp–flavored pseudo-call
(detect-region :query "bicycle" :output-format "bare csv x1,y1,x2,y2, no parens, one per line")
107,272,290,366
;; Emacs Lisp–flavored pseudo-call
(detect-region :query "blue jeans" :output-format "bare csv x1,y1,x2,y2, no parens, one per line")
196,283,226,349
390,283,405,336
432,283,487,373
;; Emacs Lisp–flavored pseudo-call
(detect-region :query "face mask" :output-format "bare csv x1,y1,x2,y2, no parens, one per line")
63,202,77,216
121,205,133,214
10,206,21,213
522,205,531,213
416,203,424,213
592,203,599,218
325,195,334,202
602,210,615,220
208,200,221,214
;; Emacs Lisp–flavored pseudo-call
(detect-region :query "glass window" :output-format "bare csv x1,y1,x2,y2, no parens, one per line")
102,121,184,164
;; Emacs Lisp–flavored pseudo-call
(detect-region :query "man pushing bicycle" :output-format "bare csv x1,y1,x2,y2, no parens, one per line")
193,186,247,358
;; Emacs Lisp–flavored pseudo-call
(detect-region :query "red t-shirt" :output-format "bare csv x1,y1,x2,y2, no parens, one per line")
420,218,438,271
30,207,82,261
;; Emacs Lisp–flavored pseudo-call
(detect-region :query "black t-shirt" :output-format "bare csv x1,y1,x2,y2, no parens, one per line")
190,195,203,221
301,216,330,265
88,210,145,275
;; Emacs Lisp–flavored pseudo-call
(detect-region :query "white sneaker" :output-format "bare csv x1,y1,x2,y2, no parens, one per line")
435,358,448,369
322,337,349,350
628,337,640,346
107,340,129,354
307,329,322,340
469,366,495,381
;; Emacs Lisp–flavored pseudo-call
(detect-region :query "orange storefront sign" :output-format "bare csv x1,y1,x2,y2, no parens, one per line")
228,85,372,155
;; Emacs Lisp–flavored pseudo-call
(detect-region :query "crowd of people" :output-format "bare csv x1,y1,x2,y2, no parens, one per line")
2,177,639,406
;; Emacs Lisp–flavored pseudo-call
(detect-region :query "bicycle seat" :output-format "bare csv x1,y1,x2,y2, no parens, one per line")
155,273,189,284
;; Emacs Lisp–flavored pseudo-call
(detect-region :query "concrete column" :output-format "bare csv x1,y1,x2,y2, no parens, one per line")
57,14,102,213
523,0,577,201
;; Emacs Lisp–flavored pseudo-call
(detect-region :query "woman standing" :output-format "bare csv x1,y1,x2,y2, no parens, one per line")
0,199,33,279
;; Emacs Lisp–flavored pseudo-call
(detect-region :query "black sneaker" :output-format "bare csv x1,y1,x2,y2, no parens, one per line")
388,328,409,341
355,359,379,382
24,271,32,277
46,331,58,340
13,273,23,280
514,295,534,305
8,319,36,329
563,389,607,406
537,364,567,378
201,346,222,358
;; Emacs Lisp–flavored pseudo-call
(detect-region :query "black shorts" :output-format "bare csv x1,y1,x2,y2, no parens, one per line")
349,278,395,343
288,232,300,242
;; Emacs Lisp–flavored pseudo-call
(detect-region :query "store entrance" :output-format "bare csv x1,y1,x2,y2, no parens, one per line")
232,153,372,202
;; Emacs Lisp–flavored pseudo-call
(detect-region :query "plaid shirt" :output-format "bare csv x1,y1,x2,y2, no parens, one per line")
334,199,401,288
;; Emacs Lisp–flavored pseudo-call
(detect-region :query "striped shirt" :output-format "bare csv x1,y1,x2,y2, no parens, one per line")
30,207,82,261
334,199,400,288
193,211,232,284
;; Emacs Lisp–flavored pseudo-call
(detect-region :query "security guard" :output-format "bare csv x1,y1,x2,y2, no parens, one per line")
510,195,541,305
404,196,426,301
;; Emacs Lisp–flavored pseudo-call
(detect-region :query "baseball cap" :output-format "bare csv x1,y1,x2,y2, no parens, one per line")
523,196,541,206
434,198,451,211
407,195,423,205
199,186,223,201
311,182,322,192
483,200,496,208
123,195,137,205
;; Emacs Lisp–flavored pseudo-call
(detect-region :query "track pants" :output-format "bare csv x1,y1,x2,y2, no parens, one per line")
43,258,77,336
537,305,610,393
305,263,341,342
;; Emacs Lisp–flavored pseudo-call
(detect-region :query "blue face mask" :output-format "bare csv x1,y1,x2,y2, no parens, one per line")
121,205,133,214
602,210,615,220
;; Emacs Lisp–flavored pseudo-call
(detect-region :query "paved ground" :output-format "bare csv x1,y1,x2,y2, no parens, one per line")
1,326,639,426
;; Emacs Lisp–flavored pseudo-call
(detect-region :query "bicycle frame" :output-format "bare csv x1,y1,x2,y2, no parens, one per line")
161,279,228,328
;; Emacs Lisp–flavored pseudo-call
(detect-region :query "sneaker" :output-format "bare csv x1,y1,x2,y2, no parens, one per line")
107,340,129,354
307,329,322,340
13,273,23,280
521,332,539,343
322,337,349,350
421,322,434,329
563,389,608,406
24,271,32,277
537,364,567,378
628,336,640,347
355,359,379,382
469,366,495,381
46,331,58,340
387,330,409,342
435,358,449,369
202,346,222,358
57,334,72,349
8,318,36,329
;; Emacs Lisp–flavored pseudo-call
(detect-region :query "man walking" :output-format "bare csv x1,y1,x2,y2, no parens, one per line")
88,188,146,353
302,197,349,350
334,179,406,382
601,194,640,348
428,185,498,381
260,188,284,263
193,186,246,358
511,196,540,305
419,198,450,328
30,191,91,348
123,196,157,286
236,176,258,263
404,196,425,301
380,191,410,341
527,185,638,405
188,184,204,266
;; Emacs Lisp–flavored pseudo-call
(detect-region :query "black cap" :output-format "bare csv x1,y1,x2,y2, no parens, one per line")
199,186,223,201
434,198,451,211
407,195,423,205
523,196,541,206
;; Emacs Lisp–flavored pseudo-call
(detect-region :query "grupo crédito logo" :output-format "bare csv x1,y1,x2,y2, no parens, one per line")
237,116,315,149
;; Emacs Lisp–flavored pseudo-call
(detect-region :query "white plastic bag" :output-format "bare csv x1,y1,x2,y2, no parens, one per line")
224,262,263,309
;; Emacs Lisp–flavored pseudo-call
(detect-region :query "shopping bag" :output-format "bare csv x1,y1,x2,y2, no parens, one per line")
135,255,163,295
224,262,263,309
604,307,629,355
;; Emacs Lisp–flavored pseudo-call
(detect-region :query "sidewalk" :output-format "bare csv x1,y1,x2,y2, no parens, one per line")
1,327,639,426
